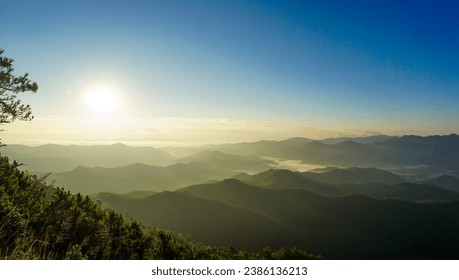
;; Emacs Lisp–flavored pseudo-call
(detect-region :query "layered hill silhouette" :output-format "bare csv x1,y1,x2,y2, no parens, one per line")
234,168,459,201
0,154,317,260
96,189,298,250
181,179,459,259
49,162,229,194
234,169,346,196
8,134,459,176
319,135,395,145
422,175,459,193
96,179,459,259
49,150,274,194
174,150,271,174
2,143,174,172
337,182,459,201
301,167,407,185
5,134,459,259
212,134,459,175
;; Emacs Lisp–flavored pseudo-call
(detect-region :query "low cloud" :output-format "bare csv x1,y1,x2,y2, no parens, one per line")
2,116,456,147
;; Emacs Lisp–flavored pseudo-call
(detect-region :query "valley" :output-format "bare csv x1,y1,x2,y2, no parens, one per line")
3,134,459,259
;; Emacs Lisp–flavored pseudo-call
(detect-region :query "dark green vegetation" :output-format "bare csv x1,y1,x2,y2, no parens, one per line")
0,49,37,125
3,137,459,260
5,134,459,259
96,190,296,251
4,135,459,259
0,49,315,260
3,49,459,260
96,178,459,259
0,155,317,260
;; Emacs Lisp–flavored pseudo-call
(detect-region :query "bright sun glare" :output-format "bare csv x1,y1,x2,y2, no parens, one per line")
84,86,118,114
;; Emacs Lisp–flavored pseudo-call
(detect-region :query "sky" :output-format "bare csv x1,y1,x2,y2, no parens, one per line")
2,0,459,146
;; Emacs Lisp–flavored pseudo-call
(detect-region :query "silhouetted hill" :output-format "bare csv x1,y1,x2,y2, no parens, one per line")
95,190,298,251
175,150,271,174
423,175,459,193
0,155,205,260
309,166,339,173
215,138,382,166
385,166,447,181
211,134,459,173
236,169,346,196
337,182,459,201
49,162,236,194
10,134,459,175
376,134,459,172
180,179,459,259
234,168,458,201
320,135,395,145
1,154,316,260
2,143,174,172
301,167,407,185
214,138,313,159
122,190,157,198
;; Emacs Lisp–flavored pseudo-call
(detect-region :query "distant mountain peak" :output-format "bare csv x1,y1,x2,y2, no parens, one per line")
283,137,311,143
335,140,361,146
257,168,298,177
307,140,327,146
218,178,249,187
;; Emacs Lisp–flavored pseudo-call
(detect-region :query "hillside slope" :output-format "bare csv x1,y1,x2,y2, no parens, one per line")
0,155,315,260
49,161,237,194
2,143,174,172
96,190,299,250
177,179,459,259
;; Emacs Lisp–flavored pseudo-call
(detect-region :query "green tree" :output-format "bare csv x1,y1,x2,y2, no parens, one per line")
0,49,37,125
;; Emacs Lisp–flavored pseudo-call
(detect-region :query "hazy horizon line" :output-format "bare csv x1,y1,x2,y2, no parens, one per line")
3,132,458,148
3,114,458,148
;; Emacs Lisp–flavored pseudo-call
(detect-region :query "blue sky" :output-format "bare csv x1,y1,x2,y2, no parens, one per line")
2,0,459,144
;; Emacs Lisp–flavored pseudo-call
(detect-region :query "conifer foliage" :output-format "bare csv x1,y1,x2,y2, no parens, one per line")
0,50,318,260
0,154,318,260
0,49,37,124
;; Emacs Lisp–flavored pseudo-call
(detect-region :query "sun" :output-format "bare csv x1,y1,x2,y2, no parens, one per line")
83,86,118,114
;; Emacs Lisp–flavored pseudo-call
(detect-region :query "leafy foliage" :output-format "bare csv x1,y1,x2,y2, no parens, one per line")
0,49,37,124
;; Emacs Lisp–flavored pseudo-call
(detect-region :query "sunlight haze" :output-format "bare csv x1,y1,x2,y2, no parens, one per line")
3,0,459,264
83,85,119,115
2,0,459,145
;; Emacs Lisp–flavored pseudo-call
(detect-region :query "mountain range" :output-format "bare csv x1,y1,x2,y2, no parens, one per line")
4,134,459,259
1,143,173,172
5,134,459,176
95,178,459,259
49,162,226,194
48,150,273,194
212,134,459,175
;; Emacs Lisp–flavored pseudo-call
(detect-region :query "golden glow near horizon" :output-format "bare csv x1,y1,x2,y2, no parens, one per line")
83,85,118,115
2,116,453,147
